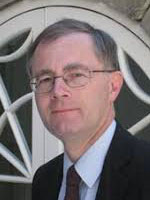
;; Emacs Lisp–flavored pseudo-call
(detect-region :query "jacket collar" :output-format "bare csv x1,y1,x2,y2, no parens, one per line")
47,124,133,200
43,154,63,200
96,123,133,200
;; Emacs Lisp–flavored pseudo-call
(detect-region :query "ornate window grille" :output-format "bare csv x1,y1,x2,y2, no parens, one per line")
0,1,149,195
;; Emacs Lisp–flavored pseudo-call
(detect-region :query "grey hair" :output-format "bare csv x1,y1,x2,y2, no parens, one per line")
28,18,119,76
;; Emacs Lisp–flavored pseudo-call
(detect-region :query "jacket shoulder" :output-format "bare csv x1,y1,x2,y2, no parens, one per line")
116,124,150,184
110,123,150,173
32,153,63,200
33,153,63,183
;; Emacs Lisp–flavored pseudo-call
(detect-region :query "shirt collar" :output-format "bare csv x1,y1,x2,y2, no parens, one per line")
64,120,116,188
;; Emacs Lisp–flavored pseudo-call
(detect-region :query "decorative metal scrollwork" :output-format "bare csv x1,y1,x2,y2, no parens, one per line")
0,28,33,183
0,9,149,183
118,47,150,135
0,28,32,63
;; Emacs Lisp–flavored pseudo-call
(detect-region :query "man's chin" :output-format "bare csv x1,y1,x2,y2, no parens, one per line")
48,123,80,140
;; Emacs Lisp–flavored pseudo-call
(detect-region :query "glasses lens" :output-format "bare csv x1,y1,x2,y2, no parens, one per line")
32,75,54,93
64,68,90,87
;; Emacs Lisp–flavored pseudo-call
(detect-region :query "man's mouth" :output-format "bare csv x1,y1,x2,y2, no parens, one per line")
51,108,79,114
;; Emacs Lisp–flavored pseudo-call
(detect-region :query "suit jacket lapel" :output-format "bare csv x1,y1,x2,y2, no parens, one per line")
95,124,133,200
49,161,63,200
43,154,63,200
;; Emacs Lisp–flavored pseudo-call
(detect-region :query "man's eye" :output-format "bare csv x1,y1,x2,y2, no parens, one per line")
71,72,84,78
38,77,52,84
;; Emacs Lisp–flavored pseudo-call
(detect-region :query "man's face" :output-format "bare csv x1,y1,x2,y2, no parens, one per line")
31,33,122,144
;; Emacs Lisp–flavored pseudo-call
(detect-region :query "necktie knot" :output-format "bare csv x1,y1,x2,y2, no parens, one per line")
66,165,81,187
64,165,81,200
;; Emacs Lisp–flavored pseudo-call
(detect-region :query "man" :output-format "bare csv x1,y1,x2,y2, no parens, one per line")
30,19,150,200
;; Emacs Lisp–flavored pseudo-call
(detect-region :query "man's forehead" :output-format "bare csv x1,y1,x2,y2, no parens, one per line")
31,32,104,76
32,62,91,77
36,32,93,50
31,32,93,70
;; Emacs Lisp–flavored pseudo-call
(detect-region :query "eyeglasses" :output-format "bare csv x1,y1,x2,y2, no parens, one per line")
30,68,116,94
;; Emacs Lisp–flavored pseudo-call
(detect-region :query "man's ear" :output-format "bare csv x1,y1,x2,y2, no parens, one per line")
109,71,123,102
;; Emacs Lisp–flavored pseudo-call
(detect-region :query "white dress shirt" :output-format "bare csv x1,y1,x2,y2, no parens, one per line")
58,120,116,200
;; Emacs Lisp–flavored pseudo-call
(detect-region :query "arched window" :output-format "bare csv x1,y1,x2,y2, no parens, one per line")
0,1,149,199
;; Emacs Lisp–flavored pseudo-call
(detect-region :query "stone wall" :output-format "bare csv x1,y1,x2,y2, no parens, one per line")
0,0,150,35
101,0,150,20
0,0,20,9
100,0,150,35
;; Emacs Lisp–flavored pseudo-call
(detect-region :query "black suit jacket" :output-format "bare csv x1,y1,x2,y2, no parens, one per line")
32,124,150,200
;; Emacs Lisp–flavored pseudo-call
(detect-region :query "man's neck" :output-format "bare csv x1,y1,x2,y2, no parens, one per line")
64,113,115,162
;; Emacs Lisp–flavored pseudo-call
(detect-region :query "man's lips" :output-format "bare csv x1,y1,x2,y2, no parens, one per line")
51,108,79,114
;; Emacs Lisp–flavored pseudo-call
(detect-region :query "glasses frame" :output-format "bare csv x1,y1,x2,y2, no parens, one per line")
30,69,117,94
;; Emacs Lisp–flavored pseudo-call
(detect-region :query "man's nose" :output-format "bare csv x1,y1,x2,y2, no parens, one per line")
51,77,71,99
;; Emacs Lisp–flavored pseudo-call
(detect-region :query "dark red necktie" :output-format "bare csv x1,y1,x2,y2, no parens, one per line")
64,165,81,200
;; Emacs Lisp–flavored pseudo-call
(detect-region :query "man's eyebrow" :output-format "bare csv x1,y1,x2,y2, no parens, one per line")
33,63,90,77
34,69,53,78
63,63,89,71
